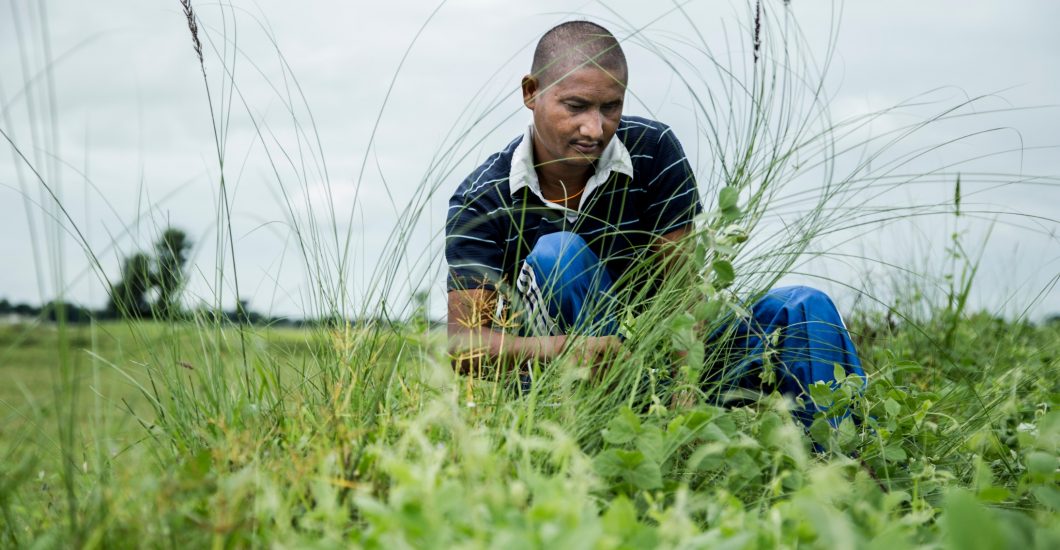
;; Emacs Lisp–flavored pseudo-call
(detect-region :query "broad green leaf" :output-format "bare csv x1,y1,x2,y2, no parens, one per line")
628,457,663,490
602,495,638,533
636,426,666,465
1039,410,1060,446
669,311,695,334
713,414,738,436
688,443,725,472
943,489,1006,550
757,411,783,442
718,186,739,212
838,416,858,452
712,260,735,287
1031,485,1060,510
694,299,721,323
699,422,731,444
975,486,1010,503
683,408,719,433
598,449,664,491
832,362,846,383
667,415,686,435
602,407,642,445
693,239,708,265
594,449,627,477
669,312,697,353
808,417,832,448
685,345,705,372
601,495,659,547
1026,451,1056,476
614,449,646,468
808,381,836,410
883,444,907,463
726,450,759,482
884,398,901,419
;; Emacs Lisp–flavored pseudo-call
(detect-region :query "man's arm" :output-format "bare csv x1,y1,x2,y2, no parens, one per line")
652,223,695,275
447,288,620,375
651,222,705,408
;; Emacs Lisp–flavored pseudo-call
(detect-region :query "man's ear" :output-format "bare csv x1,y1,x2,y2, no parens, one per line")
521,75,538,110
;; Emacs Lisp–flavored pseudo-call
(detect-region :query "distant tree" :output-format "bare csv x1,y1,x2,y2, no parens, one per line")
235,298,250,325
12,303,36,316
108,252,154,318
43,300,93,323
106,227,193,321
0,298,10,314
153,228,192,320
232,298,270,325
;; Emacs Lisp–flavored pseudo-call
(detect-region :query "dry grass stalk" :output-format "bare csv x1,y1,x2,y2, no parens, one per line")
753,0,762,63
180,0,203,64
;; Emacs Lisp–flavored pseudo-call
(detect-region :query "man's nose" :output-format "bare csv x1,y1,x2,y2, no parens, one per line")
579,111,604,140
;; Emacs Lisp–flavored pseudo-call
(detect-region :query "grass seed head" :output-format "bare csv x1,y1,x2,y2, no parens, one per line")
180,0,203,64
753,0,762,63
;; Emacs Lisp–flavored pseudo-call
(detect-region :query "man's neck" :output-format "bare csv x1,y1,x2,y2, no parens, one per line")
536,163,594,196
532,141,595,197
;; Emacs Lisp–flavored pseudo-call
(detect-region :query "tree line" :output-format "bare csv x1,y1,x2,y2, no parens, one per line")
0,227,291,326
2,226,1054,328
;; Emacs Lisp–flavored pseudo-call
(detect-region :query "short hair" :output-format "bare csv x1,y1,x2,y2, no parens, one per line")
531,21,627,87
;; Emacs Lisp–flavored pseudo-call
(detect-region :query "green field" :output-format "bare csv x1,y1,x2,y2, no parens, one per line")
2,2,1057,547
0,321,318,444
1,310,1057,548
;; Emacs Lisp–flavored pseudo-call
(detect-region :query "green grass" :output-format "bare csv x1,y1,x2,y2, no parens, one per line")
0,321,319,432
0,312,1056,547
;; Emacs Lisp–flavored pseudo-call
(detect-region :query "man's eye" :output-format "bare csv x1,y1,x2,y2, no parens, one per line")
565,102,586,111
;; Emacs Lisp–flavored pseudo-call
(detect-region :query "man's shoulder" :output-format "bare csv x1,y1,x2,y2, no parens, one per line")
615,116,676,151
451,134,522,202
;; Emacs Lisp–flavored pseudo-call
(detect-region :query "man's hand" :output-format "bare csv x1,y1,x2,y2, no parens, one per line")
447,289,628,378
670,388,698,410
564,335,623,379
448,289,570,374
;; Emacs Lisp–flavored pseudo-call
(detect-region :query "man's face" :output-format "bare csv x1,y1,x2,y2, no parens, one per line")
522,65,627,170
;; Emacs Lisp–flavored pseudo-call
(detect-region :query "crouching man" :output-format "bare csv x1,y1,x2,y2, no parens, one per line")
444,21,864,425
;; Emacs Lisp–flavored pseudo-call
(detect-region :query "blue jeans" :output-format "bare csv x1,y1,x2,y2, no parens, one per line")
516,231,866,425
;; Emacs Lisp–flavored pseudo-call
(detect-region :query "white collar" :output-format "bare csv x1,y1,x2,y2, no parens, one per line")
508,121,634,219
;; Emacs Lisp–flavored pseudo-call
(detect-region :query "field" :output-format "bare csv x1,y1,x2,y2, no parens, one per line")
2,1,1059,547
1,308,1057,547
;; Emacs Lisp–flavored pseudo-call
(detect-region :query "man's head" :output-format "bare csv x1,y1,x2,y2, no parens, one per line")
522,21,628,172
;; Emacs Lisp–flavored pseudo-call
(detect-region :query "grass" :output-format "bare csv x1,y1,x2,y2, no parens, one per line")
0,322,320,491
1,0,1058,547
0,312,1056,547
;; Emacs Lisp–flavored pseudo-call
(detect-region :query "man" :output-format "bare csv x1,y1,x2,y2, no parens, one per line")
445,21,863,421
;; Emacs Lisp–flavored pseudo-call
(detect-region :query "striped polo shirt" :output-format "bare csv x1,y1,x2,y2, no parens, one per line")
445,115,701,294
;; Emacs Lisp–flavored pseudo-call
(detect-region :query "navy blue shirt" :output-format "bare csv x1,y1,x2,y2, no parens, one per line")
445,115,701,295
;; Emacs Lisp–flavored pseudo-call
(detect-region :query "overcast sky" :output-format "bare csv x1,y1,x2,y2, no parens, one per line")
1,0,1057,321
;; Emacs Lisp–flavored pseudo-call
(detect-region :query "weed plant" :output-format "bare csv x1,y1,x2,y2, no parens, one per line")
0,1,1057,548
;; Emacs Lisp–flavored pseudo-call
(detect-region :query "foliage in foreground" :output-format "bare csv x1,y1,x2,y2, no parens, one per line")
0,309,1057,548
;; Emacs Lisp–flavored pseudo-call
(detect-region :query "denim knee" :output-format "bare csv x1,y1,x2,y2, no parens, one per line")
768,285,831,307
526,231,593,277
